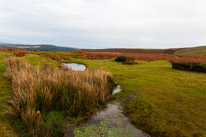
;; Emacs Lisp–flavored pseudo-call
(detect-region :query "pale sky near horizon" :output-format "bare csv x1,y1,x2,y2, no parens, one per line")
0,0,206,49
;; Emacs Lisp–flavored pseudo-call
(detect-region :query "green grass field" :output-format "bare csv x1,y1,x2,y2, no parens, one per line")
0,52,206,136
75,58,206,137
0,53,17,137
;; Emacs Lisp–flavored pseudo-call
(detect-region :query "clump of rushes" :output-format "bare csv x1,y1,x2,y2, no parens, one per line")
4,57,114,136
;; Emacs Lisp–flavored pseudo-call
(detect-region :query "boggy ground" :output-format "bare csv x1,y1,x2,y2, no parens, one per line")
74,58,206,137
0,51,206,136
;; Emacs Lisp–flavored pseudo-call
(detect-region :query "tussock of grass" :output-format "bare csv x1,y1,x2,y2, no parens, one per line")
3,57,114,136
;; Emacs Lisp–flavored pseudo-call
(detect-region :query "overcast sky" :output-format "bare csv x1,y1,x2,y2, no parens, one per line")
0,0,206,49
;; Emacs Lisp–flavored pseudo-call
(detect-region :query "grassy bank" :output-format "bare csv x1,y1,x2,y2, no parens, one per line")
79,59,206,137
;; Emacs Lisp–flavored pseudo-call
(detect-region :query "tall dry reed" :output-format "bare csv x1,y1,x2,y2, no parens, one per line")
4,57,114,136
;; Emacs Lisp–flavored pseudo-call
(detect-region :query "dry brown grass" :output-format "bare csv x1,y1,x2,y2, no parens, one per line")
74,51,206,64
4,57,113,136
0,48,16,52
0,48,32,57
40,54,71,61
73,51,176,61
83,48,166,54
170,55,206,65
40,54,61,61
13,50,29,57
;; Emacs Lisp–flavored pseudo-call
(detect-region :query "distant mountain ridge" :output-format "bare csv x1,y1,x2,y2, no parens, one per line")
1,43,206,55
0,43,79,51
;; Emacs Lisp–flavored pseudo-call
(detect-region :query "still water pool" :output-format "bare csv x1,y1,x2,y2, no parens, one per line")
63,63,86,71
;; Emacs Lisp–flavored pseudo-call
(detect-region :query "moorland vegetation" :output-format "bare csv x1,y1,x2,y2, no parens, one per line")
3,56,114,136
0,47,206,137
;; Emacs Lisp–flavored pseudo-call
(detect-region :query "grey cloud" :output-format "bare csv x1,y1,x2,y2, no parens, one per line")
0,0,206,49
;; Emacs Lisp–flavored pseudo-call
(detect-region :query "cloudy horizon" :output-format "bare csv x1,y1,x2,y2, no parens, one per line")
0,0,206,49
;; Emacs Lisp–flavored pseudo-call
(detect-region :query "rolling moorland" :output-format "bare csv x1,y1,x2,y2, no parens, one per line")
0,46,206,137
174,46,206,55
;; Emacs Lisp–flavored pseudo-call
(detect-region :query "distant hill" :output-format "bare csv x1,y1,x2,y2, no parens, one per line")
1,43,206,55
83,48,182,54
174,46,206,55
0,43,79,51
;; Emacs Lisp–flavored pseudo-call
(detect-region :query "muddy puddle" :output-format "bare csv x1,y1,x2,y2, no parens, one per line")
63,63,86,71
64,85,149,137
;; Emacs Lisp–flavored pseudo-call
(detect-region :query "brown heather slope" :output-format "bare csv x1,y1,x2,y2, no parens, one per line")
73,51,206,65
85,48,166,54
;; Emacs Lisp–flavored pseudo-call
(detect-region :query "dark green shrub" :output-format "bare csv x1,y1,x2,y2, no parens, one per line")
127,57,134,61
115,56,128,62
115,56,135,64
172,62,206,73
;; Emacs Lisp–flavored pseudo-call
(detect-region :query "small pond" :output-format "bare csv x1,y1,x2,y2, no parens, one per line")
63,63,86,71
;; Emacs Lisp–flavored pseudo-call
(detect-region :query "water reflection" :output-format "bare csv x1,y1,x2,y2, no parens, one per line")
64,85,149,137
63,63,86,71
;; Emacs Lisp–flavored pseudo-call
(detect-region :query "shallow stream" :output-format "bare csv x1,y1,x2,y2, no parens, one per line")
64,63,149,137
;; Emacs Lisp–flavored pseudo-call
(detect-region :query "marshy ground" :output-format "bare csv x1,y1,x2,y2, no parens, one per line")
0,50,206,137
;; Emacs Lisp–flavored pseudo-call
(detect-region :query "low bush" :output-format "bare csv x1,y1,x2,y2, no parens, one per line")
172,62,206,73
4,57,114,136
115,56,128,62
115,56,136,65
122,60,137,65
